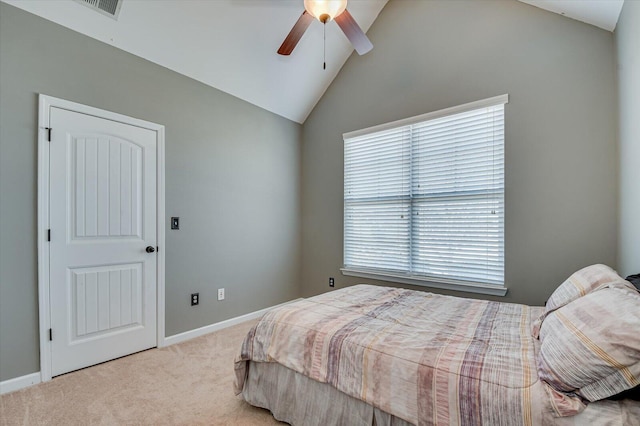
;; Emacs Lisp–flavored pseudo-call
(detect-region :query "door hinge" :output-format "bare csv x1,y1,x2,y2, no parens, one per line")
45,127,52,142
47,229,51,242
49,328,53,341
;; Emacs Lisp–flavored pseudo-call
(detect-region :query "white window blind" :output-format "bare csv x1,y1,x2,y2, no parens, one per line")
343,95,506,290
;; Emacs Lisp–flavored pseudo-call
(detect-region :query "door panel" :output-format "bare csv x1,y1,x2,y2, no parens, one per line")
71,263,142,339
49,107,157,377
71,136,143,239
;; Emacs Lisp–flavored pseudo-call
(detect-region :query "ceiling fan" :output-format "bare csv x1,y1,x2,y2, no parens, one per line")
278,0,373,56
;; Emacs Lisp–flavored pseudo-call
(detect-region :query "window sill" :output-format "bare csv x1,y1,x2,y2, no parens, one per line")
340,268,508,297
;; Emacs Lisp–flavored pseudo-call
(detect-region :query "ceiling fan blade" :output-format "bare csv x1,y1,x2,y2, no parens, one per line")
334,9,373,55
278,11,314,55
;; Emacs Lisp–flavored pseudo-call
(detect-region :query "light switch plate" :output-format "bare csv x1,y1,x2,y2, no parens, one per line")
171,217,179,230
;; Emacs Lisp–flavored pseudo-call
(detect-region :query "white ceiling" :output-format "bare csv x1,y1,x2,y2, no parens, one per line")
518,0,624,31
3,0,388,124
2,0,624,124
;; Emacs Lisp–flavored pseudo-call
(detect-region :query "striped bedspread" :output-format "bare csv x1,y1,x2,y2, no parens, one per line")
235,285,639,425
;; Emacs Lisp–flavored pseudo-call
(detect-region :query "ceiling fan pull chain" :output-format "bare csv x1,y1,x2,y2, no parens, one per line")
323,22,326,70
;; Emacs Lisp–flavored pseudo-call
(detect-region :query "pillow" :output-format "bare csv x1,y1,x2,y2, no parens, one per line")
537,281,640,403
531,264,622,339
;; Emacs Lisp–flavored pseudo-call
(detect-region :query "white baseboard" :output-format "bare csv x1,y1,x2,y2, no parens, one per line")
0,372,41,395
163,298,303,347
0,299,302,394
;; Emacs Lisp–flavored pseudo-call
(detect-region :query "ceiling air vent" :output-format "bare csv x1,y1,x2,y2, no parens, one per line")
75,0,123,20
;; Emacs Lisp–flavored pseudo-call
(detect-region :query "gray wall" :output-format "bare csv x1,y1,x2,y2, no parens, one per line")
615,0,640,278
0,3,302,382
301,0,618,305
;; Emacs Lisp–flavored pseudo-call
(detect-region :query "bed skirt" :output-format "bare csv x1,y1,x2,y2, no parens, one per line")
240,360,640,426
242,361,413,426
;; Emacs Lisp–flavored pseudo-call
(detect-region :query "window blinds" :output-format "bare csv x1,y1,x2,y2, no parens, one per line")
344,96,506,286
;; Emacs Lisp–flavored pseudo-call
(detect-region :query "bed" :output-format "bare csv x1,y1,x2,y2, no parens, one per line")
235,265,640,425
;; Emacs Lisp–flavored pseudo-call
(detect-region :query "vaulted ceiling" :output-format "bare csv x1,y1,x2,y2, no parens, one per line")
2,0,624,124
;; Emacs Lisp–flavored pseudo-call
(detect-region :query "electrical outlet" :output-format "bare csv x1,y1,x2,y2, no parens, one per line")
329,277,335,287
217,288,225,301
191,293,199,306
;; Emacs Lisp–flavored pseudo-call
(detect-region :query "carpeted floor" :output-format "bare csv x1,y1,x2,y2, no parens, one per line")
0,320,283,425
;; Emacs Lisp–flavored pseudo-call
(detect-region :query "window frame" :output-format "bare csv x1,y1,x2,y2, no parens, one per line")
341,95,508,296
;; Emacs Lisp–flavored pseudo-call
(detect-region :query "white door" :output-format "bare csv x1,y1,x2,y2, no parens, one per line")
49,107,158,376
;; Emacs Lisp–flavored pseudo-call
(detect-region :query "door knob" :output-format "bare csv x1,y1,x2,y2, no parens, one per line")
146,246,156,253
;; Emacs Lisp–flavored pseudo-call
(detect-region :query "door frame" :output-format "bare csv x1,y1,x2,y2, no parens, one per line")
37,94,166,382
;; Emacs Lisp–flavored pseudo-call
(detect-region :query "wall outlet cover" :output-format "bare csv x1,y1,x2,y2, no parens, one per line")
217,288,225,301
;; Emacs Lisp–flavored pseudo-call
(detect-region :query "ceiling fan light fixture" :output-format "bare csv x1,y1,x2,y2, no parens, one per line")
303,0,347,23
278,0,371,57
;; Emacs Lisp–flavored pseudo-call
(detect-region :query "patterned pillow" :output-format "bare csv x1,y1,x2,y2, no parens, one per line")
537,281,640,402
531,264,621,339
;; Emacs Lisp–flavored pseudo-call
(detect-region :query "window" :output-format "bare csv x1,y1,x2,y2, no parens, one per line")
342,95,507,295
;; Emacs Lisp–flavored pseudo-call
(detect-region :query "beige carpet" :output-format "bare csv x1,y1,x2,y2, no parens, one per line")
0,320,283,425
